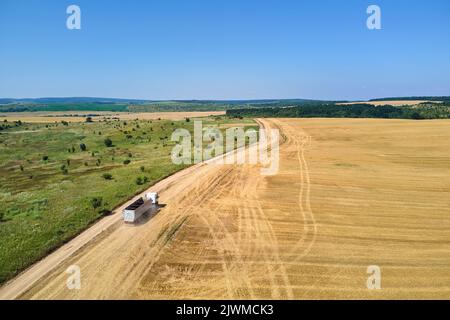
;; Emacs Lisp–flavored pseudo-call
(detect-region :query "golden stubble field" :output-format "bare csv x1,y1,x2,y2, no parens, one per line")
4,118,450,299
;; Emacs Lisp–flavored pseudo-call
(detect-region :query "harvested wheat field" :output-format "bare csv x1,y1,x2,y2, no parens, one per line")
2,118,450,300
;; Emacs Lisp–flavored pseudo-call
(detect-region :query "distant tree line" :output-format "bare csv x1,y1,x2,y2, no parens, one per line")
227,103,450,120
369,96,450,102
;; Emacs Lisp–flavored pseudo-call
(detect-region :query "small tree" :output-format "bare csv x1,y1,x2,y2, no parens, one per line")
60,164,68,175
136,176,149,185
102,173,113,180
140,166,145,172
42,155,49,161
90,197,103,209
85,116,93,123
123,159,131,165
80,143,87,151
104,138,113,147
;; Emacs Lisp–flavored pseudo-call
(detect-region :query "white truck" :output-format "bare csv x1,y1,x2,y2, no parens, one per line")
123,192,159,223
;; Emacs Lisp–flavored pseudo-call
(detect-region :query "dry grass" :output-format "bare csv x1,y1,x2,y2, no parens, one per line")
0,111,225,123
4,118,450,300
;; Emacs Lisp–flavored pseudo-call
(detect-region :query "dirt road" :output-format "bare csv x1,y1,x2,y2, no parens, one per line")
2,118,450,299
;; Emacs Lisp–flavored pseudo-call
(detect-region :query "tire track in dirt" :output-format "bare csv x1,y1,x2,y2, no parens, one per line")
191,167,257,299
264,119,317,263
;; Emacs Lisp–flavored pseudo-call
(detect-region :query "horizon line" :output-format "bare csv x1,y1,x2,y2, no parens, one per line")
1,95,450,103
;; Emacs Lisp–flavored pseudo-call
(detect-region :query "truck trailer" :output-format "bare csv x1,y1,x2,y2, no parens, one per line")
122,192,159,223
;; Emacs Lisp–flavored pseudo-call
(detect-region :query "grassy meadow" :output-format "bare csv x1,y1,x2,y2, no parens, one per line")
0,115,257,283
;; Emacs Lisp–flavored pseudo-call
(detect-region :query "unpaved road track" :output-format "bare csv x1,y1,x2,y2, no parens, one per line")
2,118,450,299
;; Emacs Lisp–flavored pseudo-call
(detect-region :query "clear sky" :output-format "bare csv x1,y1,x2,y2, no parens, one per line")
0,0,449,100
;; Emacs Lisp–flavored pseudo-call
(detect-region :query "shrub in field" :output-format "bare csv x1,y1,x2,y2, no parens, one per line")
42,155,49,161
80,143,87,151
90,197,103,209
104,138,113,147
123,159,131,165
60,164,68,175
102,173,113,180
135,176,149,185
140,166,145,172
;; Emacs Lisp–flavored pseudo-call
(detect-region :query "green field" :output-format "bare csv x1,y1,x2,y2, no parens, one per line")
0,116,257,283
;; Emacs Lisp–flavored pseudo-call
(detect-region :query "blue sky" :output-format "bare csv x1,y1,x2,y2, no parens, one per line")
0,0,449,100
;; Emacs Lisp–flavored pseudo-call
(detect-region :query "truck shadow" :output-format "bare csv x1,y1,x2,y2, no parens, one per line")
132,204,167,226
